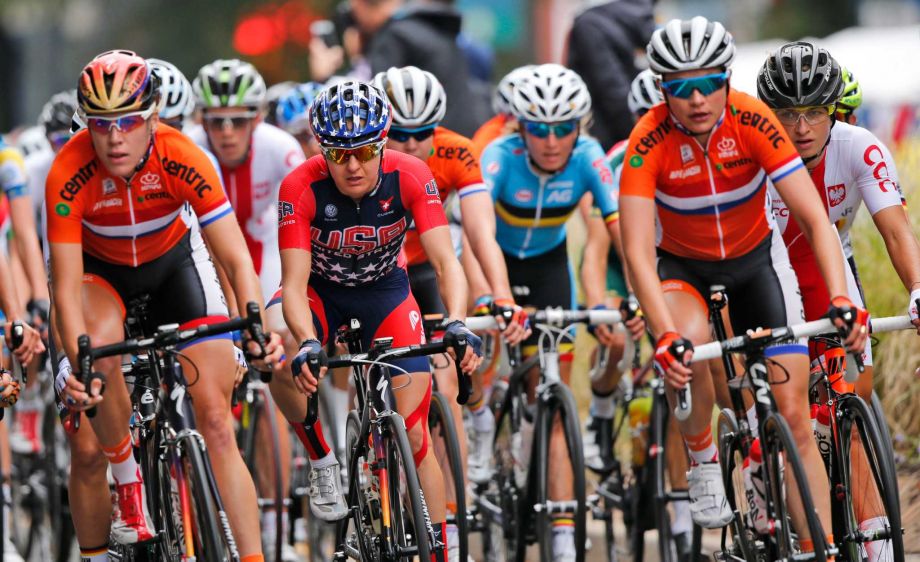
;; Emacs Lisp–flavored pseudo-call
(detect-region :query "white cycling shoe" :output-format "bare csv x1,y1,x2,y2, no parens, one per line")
467,425,495,484
686,462,733,529
308,462,348,522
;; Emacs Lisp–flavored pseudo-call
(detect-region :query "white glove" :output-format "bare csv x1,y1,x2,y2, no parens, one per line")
908,288,920,323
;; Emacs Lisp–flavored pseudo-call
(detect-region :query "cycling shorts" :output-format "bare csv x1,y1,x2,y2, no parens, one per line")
267,269,429,374
657,230,806,355
606,247,627,298
408,261,447,316
505,241,575,355
81,230,230,343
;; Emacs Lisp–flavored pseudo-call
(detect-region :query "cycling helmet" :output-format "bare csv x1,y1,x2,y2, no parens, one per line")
275,82,324,134
77,50,158,116
265,81,297,126
627,69,663,115
373,66,446,128
193,59,267,109
148,58,194,121
508,64,592,123
15,126,50,158
311,81,391,148
836,66,862,113
493,65,535,116
39,90,78,133
647,17,735,75
756,41,843,109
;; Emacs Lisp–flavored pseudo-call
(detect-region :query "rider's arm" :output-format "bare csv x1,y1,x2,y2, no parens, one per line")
421,226,468,322
460,234,493,305
279,248,315,344
584,141,631,299
620,195,673,337
0,250,24,323
48,242,86,366
8,194,49,301
578,194,610,308
459,191,514,301
774,167,849,299
872,205,920,292
201,215,265,319
277,165,318,344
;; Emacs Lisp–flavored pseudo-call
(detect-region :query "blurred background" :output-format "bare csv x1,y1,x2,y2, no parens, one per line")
2,0,919,546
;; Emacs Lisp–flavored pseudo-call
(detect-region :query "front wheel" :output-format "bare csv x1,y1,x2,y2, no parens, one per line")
381,413,432,561
716,408,758,562
183,434,240,562
429,390,468,562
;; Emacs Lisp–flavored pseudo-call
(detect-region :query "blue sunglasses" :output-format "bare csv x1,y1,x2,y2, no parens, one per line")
522,120,578,139
660,72,729,99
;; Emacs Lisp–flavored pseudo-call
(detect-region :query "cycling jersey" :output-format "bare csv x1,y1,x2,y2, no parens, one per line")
403,127,488,266
620,89,805,261
471,114,513,155
277,150,447,287
188,122,305,300
26,150,53,226
45,126,233,267
0,139,29,201
482,135,619,259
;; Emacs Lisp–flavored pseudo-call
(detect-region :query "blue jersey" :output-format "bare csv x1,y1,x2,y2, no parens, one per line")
481,135,619,259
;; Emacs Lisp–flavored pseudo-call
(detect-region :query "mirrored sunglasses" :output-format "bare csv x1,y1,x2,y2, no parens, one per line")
389,126,436,143
660,72,729,99
521,120,578,139
85,105,156,134
321,141,385,165
203,112,258,130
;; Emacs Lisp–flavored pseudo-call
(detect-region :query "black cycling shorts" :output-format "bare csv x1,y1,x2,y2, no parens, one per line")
408,261,447,316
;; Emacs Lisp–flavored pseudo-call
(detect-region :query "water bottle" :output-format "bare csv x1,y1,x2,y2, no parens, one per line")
627,395,652,467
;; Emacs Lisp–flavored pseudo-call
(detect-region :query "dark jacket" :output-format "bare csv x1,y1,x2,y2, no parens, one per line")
367,3,490,137
567,0,656,150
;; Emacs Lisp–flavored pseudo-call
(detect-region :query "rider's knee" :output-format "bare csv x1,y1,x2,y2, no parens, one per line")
70,438,107,475
197,404,236,453
406,422,430,466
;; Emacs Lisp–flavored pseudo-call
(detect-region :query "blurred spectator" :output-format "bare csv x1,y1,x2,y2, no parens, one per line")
566,0,655,150
363,0,490,136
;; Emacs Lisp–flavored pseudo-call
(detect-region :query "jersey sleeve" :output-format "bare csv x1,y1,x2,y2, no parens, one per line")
849,128,903,215
277,162,317,251
44,153,86,245
582,139,620,223
733,95,805,183
397,154,448,234
443,133,489,198
619,113,664,201
166,138,233,226
0,146,28,200
479,139,507,202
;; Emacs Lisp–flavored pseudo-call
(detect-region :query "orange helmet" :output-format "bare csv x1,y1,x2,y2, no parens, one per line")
78,50,158,116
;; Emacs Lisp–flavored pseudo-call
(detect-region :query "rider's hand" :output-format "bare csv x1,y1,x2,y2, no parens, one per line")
907,288,920,334
4,322,45,365
233,346,248,387
621,295,646,341
0,371,20,407
654,331,694,390
491,298,530,345
246,331,284,371
60,370,104,411
290,338,327,397
587,304,618,347
828,295,868,353
443,320,483,374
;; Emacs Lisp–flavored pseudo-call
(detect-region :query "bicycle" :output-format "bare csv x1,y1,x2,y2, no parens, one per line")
73,299,269,562
319,317,470,561
587,338,703,562
465,308,620,562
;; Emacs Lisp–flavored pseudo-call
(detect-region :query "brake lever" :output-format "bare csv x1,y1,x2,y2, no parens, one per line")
0,322,26,421
245,302,272,374
450,335,471,405
78,334,106,419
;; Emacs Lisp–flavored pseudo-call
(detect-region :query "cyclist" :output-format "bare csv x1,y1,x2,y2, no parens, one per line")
148,58,196,131
268,80,482,562
480,62,623,561
757,42,920,559
835,66,862,125
46,50,282,562
470,65,533,155
373,65,529,555
619,17,866,554
189,58,304,560
27,90,78,230
275,82,325,158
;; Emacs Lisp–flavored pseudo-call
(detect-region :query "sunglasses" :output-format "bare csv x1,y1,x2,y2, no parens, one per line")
47,131,72,149
660,72,729,99
160,117,185,129
321,141,385,165
521,120,578,139
203,111,258,131
774,105,835,126
85,105,156,134
388,126,436,143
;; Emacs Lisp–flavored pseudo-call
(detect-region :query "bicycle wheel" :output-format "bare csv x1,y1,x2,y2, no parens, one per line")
480,386,525,562
381,413,432,561
429,390,468,562
833,394,903,562
761,412,826,562
534,383,586,562
869,390,898,505
182,434,239,562
254,388,285,562
340,410,379,561
716,408,758,562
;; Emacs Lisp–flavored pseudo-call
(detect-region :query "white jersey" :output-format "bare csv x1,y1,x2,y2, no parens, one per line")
25,149,54,229
769,121,903,259
188,122,306,301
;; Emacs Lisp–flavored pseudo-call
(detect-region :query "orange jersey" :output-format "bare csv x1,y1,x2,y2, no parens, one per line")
471,114,513,156
620,89,804,261
46,126,233,267
403,127,488,265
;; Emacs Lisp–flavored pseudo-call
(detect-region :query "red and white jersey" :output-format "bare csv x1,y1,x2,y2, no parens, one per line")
769,121,903,260
188,122,306,300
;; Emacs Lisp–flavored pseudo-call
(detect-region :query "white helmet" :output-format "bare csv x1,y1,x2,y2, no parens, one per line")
493,65,535,116
627,69,663,115
373,66,446,128
148,58,194,121
193,58,267,109
15,126,50,158
508,64,591,123
647,16,735,75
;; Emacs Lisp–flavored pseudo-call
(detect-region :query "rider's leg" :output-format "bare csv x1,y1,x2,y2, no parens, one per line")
432,359,468,529
66,420,112,559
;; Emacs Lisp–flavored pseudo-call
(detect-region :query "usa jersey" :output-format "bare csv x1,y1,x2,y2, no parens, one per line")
481,135,619,259
278,150,447,286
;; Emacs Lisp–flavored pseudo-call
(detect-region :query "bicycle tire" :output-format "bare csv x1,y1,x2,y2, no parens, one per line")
761,412,826,562
834,394,903,562
340,410,379,562
716,408,757,562
650,390,694,562
429,390,468,562
869,390,898,505
381,413,432,561
255,387,285,562
534,383,587,562
183,435,238,562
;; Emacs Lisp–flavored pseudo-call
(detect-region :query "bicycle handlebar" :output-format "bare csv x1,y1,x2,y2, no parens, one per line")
0,321,25,422
464,308,623,332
